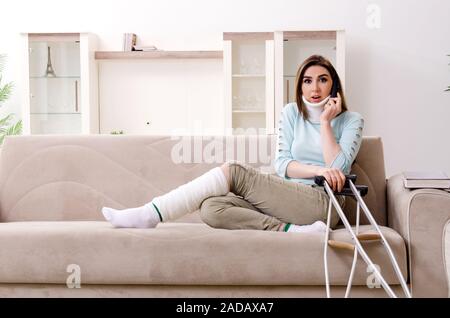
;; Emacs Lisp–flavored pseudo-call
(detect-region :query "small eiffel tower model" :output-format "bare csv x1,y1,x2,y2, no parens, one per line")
45,46,56,77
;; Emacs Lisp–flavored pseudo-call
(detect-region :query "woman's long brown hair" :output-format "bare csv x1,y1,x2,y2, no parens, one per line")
295,55,348,122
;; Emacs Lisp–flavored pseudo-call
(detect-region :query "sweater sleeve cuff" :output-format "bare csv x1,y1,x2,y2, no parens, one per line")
276,158,294,178
329,151,348,173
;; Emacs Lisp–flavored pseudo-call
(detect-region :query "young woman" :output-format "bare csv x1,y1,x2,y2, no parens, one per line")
102,55,364,233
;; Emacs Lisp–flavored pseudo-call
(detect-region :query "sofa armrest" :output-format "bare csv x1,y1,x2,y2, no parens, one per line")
387,173,450,298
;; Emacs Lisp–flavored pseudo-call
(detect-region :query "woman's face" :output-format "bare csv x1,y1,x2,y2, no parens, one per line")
301,65,333,103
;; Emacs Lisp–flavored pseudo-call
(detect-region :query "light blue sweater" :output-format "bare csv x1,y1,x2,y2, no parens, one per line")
274,102,365,185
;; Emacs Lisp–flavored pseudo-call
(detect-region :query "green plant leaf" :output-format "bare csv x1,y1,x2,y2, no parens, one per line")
0,81,13,104
0,113,13,128
8,119,23,135
0,54,21,145
0,119,22,145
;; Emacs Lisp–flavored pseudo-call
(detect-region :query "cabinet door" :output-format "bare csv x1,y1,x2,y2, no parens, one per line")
99,57,223,136
224,33,274,135
98,60,190,135
28,36,82,134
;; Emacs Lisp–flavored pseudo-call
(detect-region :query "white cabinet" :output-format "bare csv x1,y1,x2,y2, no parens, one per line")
95,51,223,135
223,32,275,135
21,33,98,134
223,30,345,135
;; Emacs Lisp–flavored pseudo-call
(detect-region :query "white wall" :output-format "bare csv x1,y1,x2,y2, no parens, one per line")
1,0,450,177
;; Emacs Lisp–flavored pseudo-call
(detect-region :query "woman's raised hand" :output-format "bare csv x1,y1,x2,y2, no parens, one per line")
320,92,342,124
317,167,346,192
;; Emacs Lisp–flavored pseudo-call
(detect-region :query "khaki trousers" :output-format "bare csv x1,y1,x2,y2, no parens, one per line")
200,161,345,231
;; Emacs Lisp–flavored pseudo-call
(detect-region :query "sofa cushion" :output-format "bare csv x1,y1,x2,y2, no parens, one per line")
0,221,407,286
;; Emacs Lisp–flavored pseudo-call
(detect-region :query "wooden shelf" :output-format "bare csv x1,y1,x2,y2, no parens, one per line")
232,110,265,113
223,32,274,41
232,74,265,78
31,112,81,115
95,50,223,60
283,31,336,40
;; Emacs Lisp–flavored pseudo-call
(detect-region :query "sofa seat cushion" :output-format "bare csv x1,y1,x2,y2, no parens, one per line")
0,221,407,286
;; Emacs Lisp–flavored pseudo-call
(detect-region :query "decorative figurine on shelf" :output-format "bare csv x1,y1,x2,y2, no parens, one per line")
45,46,56,77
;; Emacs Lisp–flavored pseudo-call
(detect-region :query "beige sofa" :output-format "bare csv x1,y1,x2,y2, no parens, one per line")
0,135,448,298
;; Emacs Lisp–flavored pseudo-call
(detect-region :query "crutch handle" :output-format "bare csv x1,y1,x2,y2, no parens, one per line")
333,185,368,197
328,235,382,253
357,233,381,241
314,175,368,197
314,174,357,187
328,240,355,252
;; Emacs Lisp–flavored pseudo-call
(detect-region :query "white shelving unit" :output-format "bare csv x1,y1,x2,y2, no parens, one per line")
18,31,344,136
223,32,275,135
20,33,99,134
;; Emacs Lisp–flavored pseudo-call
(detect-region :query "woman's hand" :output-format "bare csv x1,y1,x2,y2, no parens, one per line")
320,92,342,124
316,167,346,192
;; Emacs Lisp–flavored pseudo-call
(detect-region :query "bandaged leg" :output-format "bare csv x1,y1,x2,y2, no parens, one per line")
153,166,229,221
102,166,229,228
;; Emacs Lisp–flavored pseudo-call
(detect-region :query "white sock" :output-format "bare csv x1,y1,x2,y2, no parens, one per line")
287,220,330,234
102,203,161,229
153,166,229,221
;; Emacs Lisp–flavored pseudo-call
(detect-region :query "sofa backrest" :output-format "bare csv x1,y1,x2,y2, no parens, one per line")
346,136,387,225
0,135,386,225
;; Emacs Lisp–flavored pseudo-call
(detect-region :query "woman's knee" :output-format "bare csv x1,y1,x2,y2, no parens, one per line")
220,163,231,190
223,160,247,169
200,196,228,228
220,161,246,191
